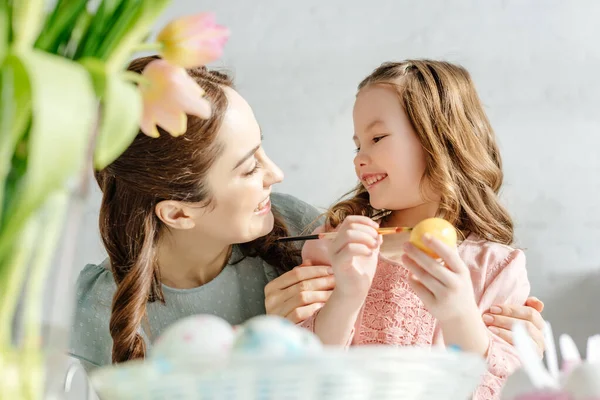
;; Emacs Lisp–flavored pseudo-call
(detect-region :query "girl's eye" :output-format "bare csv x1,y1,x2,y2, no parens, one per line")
354,135,387,153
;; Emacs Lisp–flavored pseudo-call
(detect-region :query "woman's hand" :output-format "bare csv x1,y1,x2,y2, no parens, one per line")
483,297,546,357
264,261,335,323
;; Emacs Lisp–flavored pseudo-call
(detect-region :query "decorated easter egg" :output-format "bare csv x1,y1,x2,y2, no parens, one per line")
151,314,235,360
409,217,457,258
232,315,322,355
563,363,600,399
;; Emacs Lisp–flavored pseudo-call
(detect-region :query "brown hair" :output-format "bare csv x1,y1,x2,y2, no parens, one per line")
327,60,513,244
96,55,300,364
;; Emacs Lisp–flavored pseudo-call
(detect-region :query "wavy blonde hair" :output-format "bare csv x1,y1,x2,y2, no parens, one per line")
326,60,514,245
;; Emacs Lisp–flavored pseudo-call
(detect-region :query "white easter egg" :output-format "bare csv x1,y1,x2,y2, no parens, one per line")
151,314,235,360
563,363,600,399
232,315,322,355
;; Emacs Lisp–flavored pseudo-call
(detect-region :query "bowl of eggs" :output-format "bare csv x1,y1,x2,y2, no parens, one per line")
91,313,486,400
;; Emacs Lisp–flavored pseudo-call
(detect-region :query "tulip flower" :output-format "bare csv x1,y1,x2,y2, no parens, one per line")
139,59,211,138
157,12,230,68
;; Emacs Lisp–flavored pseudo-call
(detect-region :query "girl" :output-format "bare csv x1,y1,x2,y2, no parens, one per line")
300,60,529,399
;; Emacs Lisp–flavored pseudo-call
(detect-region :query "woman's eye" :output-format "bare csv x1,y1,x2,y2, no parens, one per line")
244,160,262,176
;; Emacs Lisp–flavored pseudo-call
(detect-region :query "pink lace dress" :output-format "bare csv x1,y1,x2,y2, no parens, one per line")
300,231,530,400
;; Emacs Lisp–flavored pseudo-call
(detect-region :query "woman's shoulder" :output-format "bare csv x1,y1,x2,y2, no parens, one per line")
270,193,324,236
69,259,116,370
75,260,117,307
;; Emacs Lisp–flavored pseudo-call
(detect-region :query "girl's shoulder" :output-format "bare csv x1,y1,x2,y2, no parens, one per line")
459,233,527,280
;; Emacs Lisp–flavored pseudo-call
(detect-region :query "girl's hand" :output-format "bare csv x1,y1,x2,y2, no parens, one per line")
401,233,479,322
328,216,382,300
402,233,490,355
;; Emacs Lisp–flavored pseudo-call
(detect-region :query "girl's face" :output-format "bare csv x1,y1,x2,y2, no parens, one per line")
352,84,434,213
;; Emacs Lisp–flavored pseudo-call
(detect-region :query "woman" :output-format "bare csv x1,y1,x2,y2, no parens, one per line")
69,56,545,370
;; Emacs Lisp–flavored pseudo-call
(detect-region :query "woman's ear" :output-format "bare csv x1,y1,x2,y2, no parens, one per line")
155,200,196,230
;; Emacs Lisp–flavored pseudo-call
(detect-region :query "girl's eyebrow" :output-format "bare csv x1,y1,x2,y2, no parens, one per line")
353,120,385,141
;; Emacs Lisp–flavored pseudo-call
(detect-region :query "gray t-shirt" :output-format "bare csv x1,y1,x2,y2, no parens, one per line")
69,193,321,370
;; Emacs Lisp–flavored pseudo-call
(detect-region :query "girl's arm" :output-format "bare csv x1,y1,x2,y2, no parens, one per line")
402,236,530,400
300,217,381,346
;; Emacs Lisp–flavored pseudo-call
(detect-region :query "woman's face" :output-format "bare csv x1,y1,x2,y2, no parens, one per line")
160,86,284,244
202,86,285,243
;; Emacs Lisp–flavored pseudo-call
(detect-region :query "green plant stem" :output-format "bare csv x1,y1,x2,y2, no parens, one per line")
20,347,44,400
22,192,68,352
0,349,24,399
11,0,45,51
46,116,100,353
0,215,39,347
0,55,32,258
121,70,148,85
105,0,171,71
133,41,163,53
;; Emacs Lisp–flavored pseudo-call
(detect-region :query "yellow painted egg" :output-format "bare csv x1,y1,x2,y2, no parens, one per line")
409,217,457,258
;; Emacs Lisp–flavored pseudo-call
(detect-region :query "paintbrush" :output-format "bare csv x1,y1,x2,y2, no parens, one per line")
276,226,412,242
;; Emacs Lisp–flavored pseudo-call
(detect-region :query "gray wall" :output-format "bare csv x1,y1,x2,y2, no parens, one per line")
70,0,600,359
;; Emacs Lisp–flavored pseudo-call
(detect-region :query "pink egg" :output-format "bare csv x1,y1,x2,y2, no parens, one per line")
151,314,235,360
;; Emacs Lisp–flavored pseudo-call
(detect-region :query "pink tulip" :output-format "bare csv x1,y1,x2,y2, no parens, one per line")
157,13,230,68
139,59,211,138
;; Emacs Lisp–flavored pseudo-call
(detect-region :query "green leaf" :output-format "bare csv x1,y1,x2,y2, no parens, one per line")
62,9,92,58
11,0,45,50
23,191,68,351
79,57,108,94
0,212,39,346
40,0,67,31
0,54,31,229
0,50,96,260
94,77,141,169
105,0,172,71
0,1,8,63
74,0,129,60
34,0,87,55
96,0,140,61
81,59,142,169
34,0,66,49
